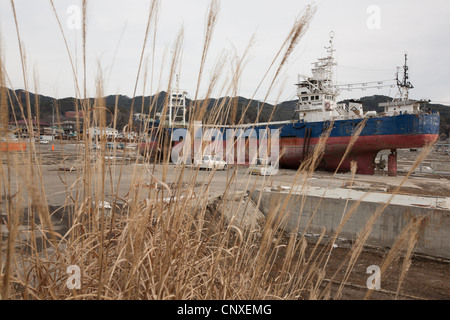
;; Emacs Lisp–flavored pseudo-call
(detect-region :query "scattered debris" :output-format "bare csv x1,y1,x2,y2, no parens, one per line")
93,201,112,210
208,191,266,233
58,166,77,172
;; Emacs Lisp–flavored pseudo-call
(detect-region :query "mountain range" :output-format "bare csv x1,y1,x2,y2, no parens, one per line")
4,88,450,139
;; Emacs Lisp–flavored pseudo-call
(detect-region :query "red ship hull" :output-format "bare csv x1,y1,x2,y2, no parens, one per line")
280,133,439,174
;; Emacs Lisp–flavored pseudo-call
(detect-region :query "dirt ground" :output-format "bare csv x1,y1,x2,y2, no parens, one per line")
277,234,450,300
2,142,450,300
215,191,450,300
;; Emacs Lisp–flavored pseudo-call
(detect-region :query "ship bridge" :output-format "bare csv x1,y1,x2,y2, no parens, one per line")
295,32,363,122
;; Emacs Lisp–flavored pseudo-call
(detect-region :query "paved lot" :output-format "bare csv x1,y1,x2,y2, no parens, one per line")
3,142,450,208
2,142,450,300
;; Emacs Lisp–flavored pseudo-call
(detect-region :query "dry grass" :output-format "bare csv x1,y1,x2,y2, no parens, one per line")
0,0,436,300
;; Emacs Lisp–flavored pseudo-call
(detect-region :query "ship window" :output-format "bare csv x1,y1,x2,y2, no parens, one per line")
311,96,315,101
316,96,319,100
302,97,308,101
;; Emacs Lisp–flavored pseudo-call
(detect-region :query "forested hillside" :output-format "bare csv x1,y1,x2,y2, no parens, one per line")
4,88,449,139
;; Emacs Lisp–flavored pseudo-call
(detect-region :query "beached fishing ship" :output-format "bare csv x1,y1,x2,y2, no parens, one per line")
140,33,440,175
270,32,440,175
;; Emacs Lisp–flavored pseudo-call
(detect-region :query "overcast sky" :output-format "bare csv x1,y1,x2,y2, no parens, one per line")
1,0,449,106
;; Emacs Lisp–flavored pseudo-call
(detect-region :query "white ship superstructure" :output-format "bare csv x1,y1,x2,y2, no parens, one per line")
379,54,425,116
295,32,364,123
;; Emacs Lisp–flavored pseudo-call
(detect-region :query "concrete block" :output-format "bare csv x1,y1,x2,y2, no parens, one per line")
251,187,450,260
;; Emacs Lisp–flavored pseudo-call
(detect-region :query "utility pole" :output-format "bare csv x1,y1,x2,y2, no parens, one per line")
52,99,55,141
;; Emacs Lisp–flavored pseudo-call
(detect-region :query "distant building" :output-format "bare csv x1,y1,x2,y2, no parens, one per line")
12,119,51,128
65,111,84,118
88,127,118,139
10,119,51,137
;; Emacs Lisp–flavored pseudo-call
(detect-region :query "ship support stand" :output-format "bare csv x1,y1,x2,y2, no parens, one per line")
388,149,397,176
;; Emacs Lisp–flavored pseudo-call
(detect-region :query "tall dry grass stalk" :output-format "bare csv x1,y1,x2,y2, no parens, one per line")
191,0,220,120
0,1,435,301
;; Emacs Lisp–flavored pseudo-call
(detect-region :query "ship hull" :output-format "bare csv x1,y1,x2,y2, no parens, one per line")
138,139,160,159
228,112,440,174
275,113,440,174
142,113,440,175
279,133,438,174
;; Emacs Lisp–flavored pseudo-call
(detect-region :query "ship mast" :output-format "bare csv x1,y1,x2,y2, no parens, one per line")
310,31,337,96
324,31,337,95
396,54,414,101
